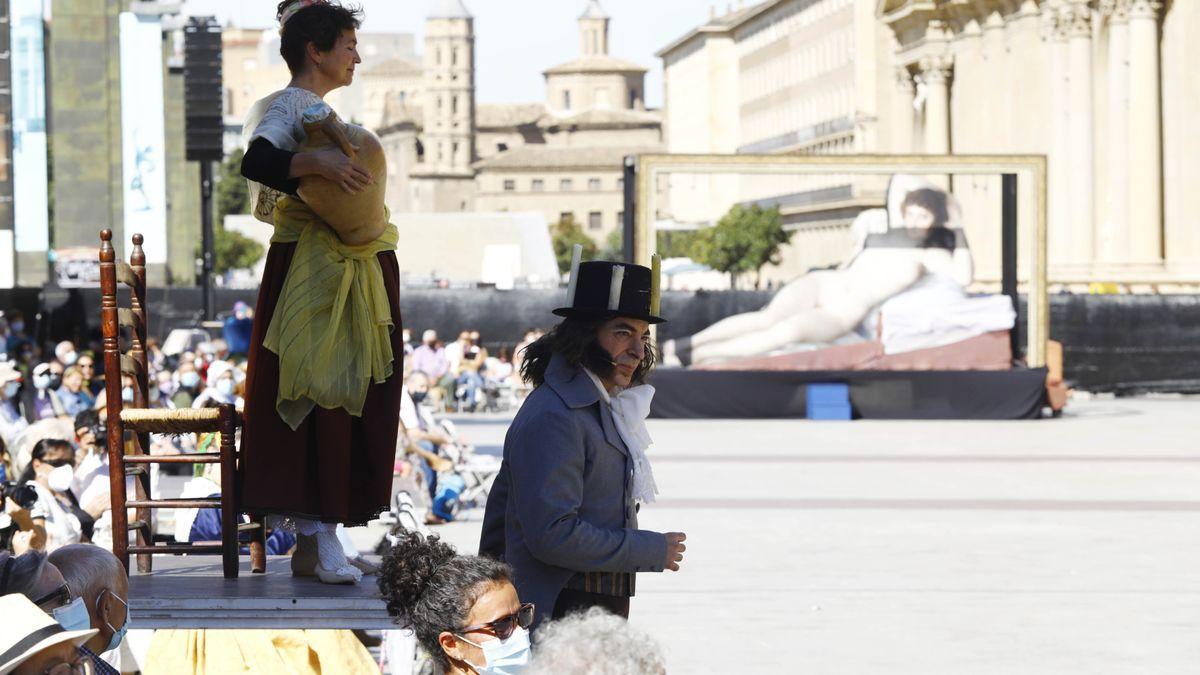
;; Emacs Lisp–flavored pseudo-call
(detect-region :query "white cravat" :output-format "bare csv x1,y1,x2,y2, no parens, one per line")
583,369,659,505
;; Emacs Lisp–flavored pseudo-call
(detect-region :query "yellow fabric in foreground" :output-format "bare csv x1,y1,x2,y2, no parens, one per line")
143,629,379,674
265,196,399,430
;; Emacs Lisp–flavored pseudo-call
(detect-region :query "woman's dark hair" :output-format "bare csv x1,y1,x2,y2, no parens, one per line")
378,531,513,672
276,1,363,75
519,316,657,388
900,188,950,229
18,438,74,484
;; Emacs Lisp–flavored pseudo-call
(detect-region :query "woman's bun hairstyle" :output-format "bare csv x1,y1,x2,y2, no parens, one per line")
377,531,514,672
378,530,458,619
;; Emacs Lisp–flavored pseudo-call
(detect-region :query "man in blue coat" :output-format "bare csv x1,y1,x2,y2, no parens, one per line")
480,257,686,626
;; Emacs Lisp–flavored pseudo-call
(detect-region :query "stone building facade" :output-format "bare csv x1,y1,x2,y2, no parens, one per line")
658,0,895,284
883,0,1199,289
661,0,1200,289
377,0,665,246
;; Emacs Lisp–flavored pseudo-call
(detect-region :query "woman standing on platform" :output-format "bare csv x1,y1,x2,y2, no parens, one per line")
238,0,402,585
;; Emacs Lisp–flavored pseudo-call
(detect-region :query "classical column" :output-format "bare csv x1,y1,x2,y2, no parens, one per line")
1044,4,1071,267
1099,0,1130,263
1066,0,1095,264
892,66,915,153
1127,0,1163,263
919,57,952,155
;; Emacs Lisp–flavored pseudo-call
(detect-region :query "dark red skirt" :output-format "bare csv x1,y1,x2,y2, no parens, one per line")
239,242,402,525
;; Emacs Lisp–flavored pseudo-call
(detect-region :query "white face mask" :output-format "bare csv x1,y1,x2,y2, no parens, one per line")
33,374,51,390
458,626,531,675
48,463,74,492
216,379,235,397
61,351,78,366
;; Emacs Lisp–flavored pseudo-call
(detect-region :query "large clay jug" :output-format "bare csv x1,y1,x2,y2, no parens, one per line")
296,103,388,246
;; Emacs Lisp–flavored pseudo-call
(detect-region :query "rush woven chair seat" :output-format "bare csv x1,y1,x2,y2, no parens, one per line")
100,230,266,579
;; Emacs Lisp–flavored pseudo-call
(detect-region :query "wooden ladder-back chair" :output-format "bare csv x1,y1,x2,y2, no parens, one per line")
99,230,266,579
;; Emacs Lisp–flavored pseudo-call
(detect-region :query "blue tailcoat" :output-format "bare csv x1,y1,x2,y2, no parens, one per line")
479,354,666,626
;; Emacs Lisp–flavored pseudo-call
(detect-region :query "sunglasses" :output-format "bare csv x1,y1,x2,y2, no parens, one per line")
458,603,534,641
33,583,73,610
42,656,93,675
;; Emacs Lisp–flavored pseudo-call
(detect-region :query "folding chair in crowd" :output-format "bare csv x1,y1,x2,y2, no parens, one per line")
437,419,501,508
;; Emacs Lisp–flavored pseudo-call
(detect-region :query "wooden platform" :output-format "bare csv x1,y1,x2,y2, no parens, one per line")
128,556,395,629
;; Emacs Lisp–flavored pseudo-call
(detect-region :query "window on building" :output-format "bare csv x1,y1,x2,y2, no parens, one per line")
532,179,545,192
588,178,602,191
452,141,460,159
617,211,625,226
436,47,442,66
563,90,572,110
452,47,459,66
452,95,458,114
560,178,573,192
503,179,516,191
617,177,624,191
497,142,509,152
560,211,574,224
629,89,638,109
588,211,603,231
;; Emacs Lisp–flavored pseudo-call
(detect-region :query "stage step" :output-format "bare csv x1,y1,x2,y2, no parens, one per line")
128,556,391,629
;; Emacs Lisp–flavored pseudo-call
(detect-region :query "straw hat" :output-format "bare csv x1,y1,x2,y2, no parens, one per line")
0,593,97,675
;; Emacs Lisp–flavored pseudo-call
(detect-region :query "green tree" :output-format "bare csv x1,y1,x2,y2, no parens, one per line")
599,228,623,261
656,229,701,259
216,149,250,224
207,149,264,275
551,215,598,274
691,204,791,289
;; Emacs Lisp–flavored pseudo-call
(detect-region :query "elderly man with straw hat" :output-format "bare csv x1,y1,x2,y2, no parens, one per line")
479,248,687,628
0,593,98,675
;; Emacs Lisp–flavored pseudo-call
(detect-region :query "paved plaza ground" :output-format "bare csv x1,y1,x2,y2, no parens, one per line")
365,397,1200,674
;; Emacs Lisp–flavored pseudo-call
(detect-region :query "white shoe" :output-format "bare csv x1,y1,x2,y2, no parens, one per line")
315,562,363,585
313,529,363,585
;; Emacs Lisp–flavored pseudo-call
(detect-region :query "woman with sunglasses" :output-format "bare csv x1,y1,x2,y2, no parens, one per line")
379,531,533,674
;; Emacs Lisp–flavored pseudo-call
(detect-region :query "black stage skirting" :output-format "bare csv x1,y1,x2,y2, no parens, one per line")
648,368,1049,420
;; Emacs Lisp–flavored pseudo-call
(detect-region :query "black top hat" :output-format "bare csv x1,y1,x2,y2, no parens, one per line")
554,260,665,324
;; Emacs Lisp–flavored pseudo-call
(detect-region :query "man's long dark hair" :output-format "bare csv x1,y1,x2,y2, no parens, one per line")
520,315,657,387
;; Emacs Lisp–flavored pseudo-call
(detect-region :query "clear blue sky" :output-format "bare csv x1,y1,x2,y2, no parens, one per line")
182,0,719,107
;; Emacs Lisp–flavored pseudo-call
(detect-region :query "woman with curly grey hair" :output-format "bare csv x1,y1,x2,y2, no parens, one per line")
529,606,665,675
379,531,534,674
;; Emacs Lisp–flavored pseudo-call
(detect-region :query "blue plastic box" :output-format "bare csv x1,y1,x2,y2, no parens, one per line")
806,383,851,420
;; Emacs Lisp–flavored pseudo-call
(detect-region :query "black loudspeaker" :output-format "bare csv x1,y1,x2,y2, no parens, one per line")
184,16,223,162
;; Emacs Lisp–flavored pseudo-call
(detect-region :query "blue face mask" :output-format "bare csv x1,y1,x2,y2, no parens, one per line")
100,589,130,653
458,626,531,675
53,596,92,633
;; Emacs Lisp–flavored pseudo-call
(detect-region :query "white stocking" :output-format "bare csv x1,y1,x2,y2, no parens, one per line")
316,528,362,581
292,518,335,537
294,519,361,580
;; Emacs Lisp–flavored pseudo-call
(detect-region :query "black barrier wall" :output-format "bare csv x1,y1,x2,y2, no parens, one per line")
9,286,1200,394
